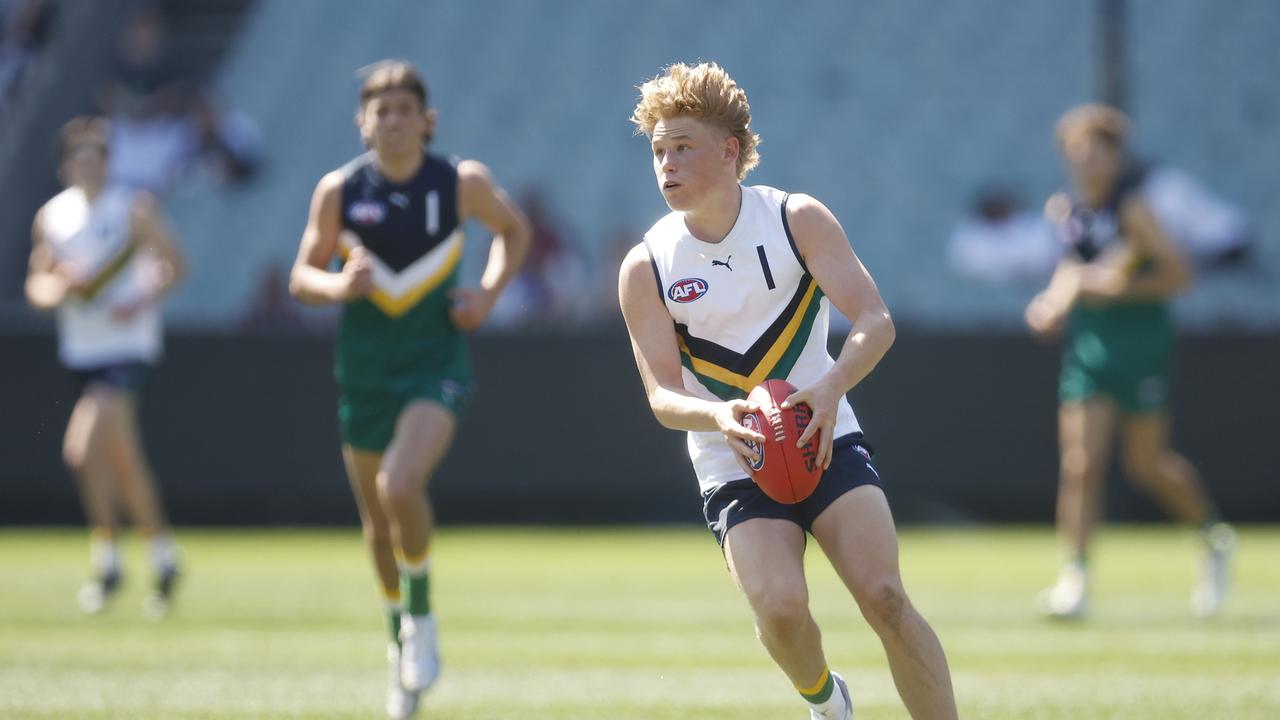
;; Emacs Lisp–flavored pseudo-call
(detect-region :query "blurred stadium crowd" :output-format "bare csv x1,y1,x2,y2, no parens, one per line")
0,0,1276,334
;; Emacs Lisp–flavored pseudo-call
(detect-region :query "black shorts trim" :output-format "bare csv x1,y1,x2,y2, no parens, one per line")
701,432,881,547
68,361,151,397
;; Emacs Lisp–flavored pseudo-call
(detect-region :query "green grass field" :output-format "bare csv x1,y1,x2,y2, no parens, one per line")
1,526,1278,719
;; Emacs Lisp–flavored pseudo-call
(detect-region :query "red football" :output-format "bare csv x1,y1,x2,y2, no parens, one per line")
742,379,822,504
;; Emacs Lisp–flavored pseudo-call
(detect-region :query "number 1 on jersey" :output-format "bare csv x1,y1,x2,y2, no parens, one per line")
426,191,440,235
756,245,776,290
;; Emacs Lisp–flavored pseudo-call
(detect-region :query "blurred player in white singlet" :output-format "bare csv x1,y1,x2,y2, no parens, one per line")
25,116,185,618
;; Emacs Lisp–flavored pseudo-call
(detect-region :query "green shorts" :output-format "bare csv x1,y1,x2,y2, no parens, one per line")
1059,304,1172,414
338,377,474,452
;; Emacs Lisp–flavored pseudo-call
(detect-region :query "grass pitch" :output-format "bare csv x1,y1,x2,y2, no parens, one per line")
1,526,1277,719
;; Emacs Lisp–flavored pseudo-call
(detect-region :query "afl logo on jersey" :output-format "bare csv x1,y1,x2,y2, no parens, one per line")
668,278,708,303
741,413,765,471
349,201,386,225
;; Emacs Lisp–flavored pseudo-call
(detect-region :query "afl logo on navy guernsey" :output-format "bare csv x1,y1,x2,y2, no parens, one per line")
349,201,386,225
741,413,765,471
668,278,708,303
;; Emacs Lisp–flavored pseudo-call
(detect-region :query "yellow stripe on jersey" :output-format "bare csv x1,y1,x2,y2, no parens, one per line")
366,239,462,317
78,237,140,301
678,277,821,393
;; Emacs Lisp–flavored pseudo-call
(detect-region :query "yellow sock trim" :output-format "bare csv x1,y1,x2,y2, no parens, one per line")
380,586,402,603
395,548,431,571
796,667,831,696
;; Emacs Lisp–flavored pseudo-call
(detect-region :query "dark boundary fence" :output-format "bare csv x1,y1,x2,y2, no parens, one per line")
2,328,1276,525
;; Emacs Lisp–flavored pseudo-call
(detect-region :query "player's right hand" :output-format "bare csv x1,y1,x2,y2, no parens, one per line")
715,399,765,477
339,246,374,300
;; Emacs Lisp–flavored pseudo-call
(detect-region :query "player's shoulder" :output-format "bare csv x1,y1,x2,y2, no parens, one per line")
745,183,789,206
618,241,660,295
313,167,349,204
40,186,79,214
454,157,492,187
774,190,837,234
123,187,161,220
336,151,375,180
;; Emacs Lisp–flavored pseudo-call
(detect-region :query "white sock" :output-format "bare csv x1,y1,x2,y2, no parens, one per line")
396,555,431,576
150,534,178,571
91,536,119,576
800,669,845,717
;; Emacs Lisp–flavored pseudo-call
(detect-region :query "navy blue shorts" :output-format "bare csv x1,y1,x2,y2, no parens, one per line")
701,433,881,547
68,361,150,397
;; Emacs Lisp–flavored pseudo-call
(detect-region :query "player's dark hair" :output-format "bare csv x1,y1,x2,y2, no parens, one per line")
359,60,429,109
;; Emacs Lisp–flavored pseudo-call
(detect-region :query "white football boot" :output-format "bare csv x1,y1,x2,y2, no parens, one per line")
77,568,122,615
399,614,440,692
809,671,853,719
1038,564,1088,619
386,643,420,719
1192,522,1235,618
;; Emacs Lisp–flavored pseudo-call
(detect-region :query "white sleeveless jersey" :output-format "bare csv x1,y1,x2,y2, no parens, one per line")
643,185,861,493
40,186,162,368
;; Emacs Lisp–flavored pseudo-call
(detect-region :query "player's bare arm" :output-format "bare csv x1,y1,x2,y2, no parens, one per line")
112,192,185,321
1082,197,1192,302
779,193,895,469
449,159,532,331
618,244,765,474
289,171,373,304
1025,258,1086,339
24,208,71,311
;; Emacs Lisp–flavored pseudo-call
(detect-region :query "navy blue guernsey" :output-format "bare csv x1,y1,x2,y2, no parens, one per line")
339,151,460,272
332,150,471,391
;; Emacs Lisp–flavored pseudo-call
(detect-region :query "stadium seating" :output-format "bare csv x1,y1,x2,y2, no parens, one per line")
161,0,1278,328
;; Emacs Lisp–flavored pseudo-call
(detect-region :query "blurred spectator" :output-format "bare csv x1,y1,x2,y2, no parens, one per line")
99,3,259,193
488,188,588,328
947,187,1060,283
0,0,55,112
1138,163,1252,269
598,222,640,323
239,263,312,332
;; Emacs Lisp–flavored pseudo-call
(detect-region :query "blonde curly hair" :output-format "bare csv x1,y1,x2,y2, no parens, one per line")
631,62,760,181
1055,103,1130,152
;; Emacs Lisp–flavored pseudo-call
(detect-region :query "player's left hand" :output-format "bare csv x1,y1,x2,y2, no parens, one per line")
448,287,494,331
780,377,841,471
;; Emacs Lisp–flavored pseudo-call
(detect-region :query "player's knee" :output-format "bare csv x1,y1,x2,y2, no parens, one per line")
854,577,909,634
62,440,88,472
749,585,810,638
62,431,97,473
1061,446,1101,482
375,469,418,504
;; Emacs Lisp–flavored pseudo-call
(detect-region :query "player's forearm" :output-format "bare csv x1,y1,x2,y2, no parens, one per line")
289,265,348,304
648,385,726,433
1114,269,1191,301
477,221,531,298
827,309,895,393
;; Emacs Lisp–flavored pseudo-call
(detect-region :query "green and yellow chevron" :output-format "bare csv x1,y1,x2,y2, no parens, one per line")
675,274,824,400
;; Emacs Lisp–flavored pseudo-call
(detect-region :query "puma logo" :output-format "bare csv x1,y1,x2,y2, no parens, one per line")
711,256,733,271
